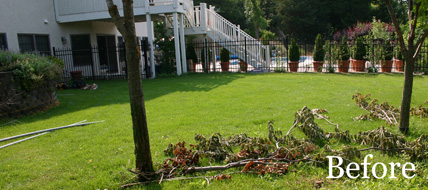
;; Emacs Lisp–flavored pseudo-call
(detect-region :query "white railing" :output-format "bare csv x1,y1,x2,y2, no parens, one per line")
181,0,195,27
55,0,182,16
191,6,201,27
204,6,267,68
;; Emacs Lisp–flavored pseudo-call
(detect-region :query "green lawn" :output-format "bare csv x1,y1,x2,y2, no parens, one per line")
1,73,428,189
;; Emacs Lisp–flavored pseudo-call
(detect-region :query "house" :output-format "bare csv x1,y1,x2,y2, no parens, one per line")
1,0,268,79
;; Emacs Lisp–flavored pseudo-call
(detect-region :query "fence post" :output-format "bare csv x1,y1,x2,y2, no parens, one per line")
204,38,208,73
142,38,150,79
266,45,270,72
245,37,248,72
212,40,216,73
90,47,96,80
124,45,127,79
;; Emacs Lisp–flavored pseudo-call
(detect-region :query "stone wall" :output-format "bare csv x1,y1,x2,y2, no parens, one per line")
0,72,58,119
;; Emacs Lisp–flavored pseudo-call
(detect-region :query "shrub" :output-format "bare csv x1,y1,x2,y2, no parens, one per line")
220,48,230,63
313,34,325,61
394,46,403,60
339,36,350,61
288,38,300,62
154,21,176,74
186,42,198,63
353,37,366,60
382,41,393,61
200,47,212,64
0,51,64,92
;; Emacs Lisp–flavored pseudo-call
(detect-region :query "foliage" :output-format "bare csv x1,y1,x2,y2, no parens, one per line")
244,0,269,39
352,92,399,125
394,45,403,60
371,18,395,41
186,39,198,63
200,47,212,64
323,40,336,69
352,37,366,60
293,106,328,144
410,101,428,119
220,48,230,63
0,51,63,92
154,21,176,74
339,36,350,60
288,38,300,62
381,41,393,61
158,103,428,180
312,34,325,61
261,30,275,45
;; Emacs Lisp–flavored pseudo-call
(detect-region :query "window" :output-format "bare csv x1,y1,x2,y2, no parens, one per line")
17,34,50,55
71,34,92,67
0,34,7,50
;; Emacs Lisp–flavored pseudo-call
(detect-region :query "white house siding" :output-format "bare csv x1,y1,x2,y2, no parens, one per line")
0,0,149,50
0,0,150,77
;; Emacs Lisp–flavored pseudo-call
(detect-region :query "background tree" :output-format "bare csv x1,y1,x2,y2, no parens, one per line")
382,0,428,134
105,0,154,181
244,0,268,39
154,21,176,74
271,0,406,41
195,0,247,30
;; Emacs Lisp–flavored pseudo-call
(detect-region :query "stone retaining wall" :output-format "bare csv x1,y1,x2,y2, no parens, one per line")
0,72,58,119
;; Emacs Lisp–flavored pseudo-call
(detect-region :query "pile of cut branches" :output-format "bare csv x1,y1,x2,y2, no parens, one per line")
352,92,428,124
352,92,399,125
410,101,428,119
124,103,428,188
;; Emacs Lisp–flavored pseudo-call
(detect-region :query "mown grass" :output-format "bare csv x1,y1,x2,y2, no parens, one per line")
1,73,428,189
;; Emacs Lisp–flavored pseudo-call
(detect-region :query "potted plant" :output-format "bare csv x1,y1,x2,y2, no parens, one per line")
312,34,325,72
338,36,351,72
352,37,367,72
200,47,212,72
220,48,230,72
70,70,83,81
380,41,393,73
239,59,247,72
393,45,404,72
288,38,300,72
186,42,198,72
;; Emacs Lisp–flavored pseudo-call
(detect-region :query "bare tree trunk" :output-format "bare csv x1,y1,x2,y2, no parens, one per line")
399,58,415,133
255,26,260,40
106,0,154,181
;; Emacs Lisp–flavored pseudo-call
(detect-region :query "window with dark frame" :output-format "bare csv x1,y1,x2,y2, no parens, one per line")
17,34,51,55
71,34,92,67
0,34,7,50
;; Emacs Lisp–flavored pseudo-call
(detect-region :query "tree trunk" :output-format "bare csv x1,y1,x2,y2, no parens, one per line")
125,31,154,179
399,58,415,134
255,26,260,40
383,0,428,134
105,0,154,181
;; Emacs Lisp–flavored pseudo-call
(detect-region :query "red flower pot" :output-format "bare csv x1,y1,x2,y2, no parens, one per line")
288,61,299,72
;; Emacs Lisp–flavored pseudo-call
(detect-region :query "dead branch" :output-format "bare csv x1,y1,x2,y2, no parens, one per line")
286,112,301,136
186,158,322,174
0,90,21,110
358,147,411,152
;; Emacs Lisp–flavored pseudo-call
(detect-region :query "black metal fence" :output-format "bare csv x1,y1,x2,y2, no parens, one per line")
53,40,153,81
53,38,428,81
189,38,428,74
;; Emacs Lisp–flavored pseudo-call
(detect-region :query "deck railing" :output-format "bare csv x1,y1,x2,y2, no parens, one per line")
204,6,268,68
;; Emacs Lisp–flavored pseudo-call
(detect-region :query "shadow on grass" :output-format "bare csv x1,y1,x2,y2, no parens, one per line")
0,73,244,125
